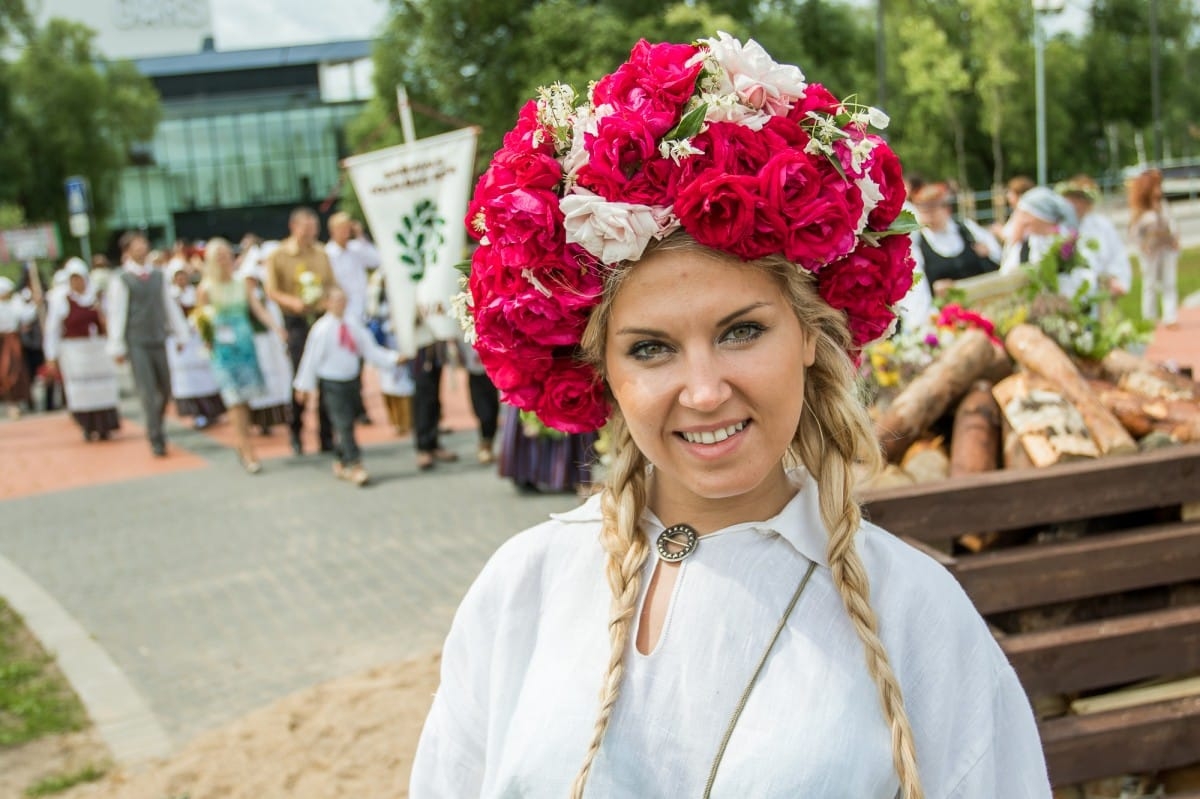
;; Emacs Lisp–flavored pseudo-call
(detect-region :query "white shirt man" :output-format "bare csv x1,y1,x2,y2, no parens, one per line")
325,213,381,323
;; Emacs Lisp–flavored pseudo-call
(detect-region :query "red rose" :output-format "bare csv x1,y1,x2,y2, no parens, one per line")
863,138,905,230
757,151,858,270
818,234,915,347
676,170,785,260
575,112,661,200
535,359,610,434
684,122,773,181
622,154,685,207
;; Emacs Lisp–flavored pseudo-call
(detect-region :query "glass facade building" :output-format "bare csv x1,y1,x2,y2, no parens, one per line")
110,39,373,248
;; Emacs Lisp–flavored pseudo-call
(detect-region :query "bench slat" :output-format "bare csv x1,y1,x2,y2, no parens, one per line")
1003,604,1200,695
861,444,1200,544
953,521,1200,613
1041,695,1200,786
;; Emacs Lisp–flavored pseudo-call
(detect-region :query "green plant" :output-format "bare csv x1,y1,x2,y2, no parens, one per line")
24,764,107,796
0,599,87,747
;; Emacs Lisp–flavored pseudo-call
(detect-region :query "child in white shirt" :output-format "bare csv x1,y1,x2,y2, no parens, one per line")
293,287,404,486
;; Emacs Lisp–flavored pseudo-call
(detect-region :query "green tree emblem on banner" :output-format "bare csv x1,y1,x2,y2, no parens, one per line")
396,198,446,282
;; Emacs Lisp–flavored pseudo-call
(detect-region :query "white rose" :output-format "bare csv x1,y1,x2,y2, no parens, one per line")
561,190,660,264
854,176,883,234
702,32,807,115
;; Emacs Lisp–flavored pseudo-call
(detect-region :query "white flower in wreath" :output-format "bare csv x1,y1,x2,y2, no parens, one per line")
855,176,883,234
701,31,807,116
561,189,660,265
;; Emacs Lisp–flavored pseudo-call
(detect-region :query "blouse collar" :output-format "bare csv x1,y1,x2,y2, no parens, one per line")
551,468,831,567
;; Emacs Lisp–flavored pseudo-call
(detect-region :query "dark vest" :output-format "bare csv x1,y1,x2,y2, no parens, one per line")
121,269,169,347
918,221,1000,284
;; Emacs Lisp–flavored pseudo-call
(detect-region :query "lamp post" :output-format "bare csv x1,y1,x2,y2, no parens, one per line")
1033,0,1065,185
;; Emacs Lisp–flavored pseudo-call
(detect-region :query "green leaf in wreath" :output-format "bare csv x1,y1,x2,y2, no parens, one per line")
666,102,708,141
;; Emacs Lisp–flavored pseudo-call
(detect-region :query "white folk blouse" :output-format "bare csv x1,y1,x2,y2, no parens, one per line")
410,470,1052,798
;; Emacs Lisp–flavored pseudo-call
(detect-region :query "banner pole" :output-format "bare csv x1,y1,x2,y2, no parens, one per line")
396,85,417,145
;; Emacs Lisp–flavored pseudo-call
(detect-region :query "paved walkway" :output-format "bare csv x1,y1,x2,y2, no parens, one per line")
0,367,578,760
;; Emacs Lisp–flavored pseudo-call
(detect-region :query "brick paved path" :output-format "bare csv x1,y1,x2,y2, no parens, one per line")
0,367,578,750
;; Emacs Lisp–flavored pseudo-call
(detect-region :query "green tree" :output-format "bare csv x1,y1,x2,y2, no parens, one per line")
894,16,972,190
5,17,160,255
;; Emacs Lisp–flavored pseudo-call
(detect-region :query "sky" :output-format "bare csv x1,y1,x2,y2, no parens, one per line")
210,0,389,49
210,0,1093,51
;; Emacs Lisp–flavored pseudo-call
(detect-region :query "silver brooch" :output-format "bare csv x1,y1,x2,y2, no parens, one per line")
656,523,698,562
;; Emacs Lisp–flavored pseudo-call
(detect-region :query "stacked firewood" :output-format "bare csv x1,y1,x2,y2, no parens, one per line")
866,324,1200,490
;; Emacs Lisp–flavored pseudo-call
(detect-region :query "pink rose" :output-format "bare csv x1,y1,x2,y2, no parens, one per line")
817,234,915,347
482,187,567,269
466,149,564,240
702,32,807,115
501,99,556,156
592,40,702,128
788,83,841,121
536,359,610,434
675,170,785,260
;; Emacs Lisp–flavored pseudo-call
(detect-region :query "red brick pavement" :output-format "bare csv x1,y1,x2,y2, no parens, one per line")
0,368,481,501
1144,305,1200,378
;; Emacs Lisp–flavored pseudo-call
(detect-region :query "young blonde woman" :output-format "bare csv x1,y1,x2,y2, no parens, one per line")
197,238,286,473
411,35,1050,798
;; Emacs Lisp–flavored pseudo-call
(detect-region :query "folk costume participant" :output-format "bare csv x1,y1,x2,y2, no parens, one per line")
266,207,339,455
412,35,1051,799
197,239,287,474
237,240,293,434
1000,186,1097,300
43,259,121,441
167,263,226,429
106,231,191,457
0,275,37,418
910,182,1001,291
1058,175,1132,298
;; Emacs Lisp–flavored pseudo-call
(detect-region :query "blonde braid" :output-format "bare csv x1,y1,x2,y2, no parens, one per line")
796,332,924,799
569,414,650,799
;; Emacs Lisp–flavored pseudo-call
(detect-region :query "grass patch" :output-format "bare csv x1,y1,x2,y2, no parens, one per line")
0,598,88,747
24,763,107,796
1117,246,1200,322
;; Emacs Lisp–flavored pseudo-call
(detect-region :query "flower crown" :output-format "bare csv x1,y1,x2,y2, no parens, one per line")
461,33,916,433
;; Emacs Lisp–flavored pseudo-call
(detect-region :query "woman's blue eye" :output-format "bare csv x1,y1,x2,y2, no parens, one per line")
723,322,765,342
629,341,669,360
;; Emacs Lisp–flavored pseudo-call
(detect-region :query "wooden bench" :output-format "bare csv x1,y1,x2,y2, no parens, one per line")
862,443,1200,790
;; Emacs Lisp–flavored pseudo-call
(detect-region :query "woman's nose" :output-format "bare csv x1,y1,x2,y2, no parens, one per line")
678,353,731,411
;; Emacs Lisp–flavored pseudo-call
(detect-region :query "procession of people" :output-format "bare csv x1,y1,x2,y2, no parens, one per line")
1,208,597,493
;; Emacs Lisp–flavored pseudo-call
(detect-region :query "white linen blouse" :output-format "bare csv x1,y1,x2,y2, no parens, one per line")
410,470,1052,798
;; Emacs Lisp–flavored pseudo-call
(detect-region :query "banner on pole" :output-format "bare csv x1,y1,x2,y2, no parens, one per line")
343,127,478,358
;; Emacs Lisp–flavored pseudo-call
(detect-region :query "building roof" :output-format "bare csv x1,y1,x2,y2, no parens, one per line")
135,39,373,78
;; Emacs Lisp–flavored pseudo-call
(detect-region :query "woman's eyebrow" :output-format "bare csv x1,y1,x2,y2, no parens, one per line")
614,301,771,337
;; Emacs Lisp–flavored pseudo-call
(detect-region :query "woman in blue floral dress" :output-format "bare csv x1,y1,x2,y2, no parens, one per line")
197,238,287,473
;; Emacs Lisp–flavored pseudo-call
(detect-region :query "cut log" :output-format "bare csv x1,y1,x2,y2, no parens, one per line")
993,372,1099,467
950,381,1001,477
1088,379,1157,438
874,328,998,462
1005,325,1138,457
1101,348,1196,400
1002,416,1036,471
901,436,950,483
